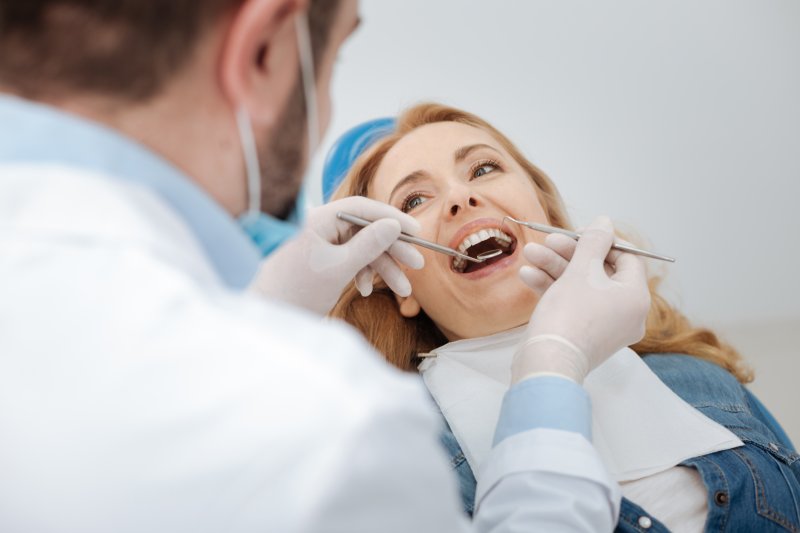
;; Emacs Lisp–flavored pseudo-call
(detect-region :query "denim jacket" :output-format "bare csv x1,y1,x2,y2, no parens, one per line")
440,353,800,532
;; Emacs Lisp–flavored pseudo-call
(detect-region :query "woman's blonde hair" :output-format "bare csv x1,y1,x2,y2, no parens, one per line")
330,103,752,383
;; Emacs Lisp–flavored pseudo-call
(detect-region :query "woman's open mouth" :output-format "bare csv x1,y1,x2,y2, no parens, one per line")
451,228,517,274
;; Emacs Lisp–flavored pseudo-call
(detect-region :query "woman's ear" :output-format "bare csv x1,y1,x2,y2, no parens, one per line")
395,292,421,318
219,0,303,125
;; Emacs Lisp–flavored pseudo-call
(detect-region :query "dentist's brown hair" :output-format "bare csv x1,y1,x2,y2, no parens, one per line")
0,0,342,102
330,102,752,383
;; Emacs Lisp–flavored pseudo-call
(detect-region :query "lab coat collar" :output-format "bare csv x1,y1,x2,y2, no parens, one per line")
0,94,260,290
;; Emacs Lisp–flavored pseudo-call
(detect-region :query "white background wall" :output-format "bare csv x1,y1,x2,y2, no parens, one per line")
308,0,800,441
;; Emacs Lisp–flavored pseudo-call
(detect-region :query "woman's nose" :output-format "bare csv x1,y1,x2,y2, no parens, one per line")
446,183,479,217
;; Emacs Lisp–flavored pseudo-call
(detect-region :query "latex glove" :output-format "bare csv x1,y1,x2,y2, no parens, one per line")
249,196,424,315
511,216,651,384
518,230,619,296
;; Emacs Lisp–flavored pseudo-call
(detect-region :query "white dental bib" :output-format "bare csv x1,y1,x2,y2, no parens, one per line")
418,326,743,482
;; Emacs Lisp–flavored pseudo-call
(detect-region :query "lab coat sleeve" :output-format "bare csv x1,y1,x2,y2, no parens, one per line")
493,375,593,443
297,388,474,533
473,377,621,532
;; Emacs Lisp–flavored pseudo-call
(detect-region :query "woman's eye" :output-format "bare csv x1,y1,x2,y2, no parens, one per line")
472,160,500,179
402,194,427,213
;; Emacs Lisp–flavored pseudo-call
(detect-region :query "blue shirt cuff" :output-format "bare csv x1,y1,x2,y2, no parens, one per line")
493,376,592,446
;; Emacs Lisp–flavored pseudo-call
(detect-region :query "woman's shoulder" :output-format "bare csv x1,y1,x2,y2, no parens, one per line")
641,353,797,457
640,353,746,409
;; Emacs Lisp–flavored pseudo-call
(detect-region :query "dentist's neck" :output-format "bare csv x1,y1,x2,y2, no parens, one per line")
29,28,248,218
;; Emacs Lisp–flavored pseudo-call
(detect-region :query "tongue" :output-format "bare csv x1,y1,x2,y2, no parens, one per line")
463,238,508,274
463,252,508,274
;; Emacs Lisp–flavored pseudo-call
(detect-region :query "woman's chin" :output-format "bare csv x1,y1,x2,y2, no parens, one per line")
437,293,538,342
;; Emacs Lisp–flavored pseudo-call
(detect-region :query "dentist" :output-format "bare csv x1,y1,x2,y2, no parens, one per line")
0,0,649,531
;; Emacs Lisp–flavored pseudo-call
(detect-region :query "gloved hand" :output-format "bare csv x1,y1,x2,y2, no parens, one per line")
249,196,424,315
511,216,651,384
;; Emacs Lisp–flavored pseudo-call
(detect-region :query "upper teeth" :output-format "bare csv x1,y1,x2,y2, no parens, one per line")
457,228,513,253
452,228,514,272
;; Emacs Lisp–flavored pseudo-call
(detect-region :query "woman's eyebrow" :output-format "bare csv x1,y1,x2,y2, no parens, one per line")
454,143,501,162
389,170,428,203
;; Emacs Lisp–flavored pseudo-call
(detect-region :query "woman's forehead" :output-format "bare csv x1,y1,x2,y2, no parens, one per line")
371,122,505,194
388,122,500,165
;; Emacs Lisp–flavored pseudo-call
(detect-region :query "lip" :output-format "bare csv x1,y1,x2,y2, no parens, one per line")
447,217,520,280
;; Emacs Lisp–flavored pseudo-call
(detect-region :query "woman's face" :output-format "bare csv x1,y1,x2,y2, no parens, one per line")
369,121,550,340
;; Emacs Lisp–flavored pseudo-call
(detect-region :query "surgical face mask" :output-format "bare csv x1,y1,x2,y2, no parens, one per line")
241,188,307,257
237,12,319,256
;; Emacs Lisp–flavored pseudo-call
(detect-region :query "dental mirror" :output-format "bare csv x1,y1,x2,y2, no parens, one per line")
475,249,504,261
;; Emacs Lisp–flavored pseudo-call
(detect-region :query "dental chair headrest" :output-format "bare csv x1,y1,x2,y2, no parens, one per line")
322,117,395,203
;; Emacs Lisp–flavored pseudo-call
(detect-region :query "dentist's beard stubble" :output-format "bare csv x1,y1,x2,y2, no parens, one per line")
259,77,308,220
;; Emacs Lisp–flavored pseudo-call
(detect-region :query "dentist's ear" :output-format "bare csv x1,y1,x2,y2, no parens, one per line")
219,0,305,124
396,293,421,318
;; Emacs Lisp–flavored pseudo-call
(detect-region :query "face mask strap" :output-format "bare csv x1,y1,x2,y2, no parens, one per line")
294,11,320,158
236,105,262,223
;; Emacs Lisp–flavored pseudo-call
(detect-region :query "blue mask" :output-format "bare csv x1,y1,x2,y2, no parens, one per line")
240,189,306,257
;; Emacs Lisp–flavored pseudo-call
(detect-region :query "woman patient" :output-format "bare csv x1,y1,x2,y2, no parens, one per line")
329,103,800,532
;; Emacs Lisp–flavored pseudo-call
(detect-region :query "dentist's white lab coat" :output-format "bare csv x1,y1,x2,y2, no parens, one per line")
0,163,618,532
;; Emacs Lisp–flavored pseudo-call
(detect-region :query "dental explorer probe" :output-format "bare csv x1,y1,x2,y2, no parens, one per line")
336,212,503,264
502,216,676,263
